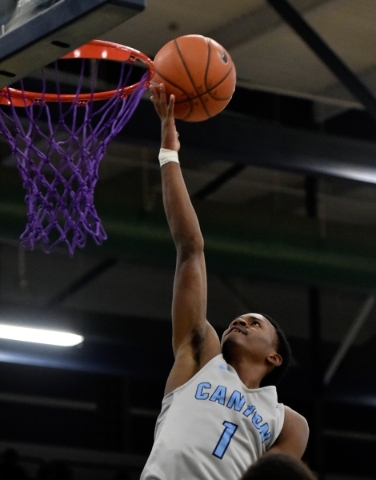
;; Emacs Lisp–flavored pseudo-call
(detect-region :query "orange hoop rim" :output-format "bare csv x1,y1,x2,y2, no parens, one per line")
0,39,155,107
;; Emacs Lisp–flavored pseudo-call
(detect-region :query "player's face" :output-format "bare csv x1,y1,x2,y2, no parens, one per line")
221,313,278,358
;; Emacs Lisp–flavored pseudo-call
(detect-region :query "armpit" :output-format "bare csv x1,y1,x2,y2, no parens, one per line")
191,327,206,364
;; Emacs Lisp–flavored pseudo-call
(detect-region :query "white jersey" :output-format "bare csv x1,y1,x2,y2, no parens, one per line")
141,354,285,480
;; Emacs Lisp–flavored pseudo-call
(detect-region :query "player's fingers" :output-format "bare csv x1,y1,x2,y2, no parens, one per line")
167,94,175,116
150,82,162,95
150,84,171,118
159,83,167,102
149,84,159,99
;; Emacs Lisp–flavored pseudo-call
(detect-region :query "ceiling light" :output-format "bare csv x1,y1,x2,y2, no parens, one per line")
0,324,84,347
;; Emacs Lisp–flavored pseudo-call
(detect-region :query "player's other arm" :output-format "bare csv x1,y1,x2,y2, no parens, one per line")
150,84,221,395
267,406,309,459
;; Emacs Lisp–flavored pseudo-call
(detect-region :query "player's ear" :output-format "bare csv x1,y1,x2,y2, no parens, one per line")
267,352,282,367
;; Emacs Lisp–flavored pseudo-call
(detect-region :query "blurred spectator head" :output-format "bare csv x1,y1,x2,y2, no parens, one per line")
240,453,317,480
0,448,28,480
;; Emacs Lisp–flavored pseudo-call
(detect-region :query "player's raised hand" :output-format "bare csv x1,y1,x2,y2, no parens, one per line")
150,83,180,152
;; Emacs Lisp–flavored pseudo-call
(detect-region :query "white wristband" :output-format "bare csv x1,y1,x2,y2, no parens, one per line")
159,148,179,167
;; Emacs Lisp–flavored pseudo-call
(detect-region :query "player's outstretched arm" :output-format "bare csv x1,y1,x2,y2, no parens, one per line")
150,84,221,395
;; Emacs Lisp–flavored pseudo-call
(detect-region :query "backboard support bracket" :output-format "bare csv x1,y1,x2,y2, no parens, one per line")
0,0,145,88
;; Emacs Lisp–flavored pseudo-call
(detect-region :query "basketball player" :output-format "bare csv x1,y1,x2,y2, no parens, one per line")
140,83,309,480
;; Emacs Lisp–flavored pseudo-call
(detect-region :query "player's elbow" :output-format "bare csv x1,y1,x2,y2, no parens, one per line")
176,233,204,257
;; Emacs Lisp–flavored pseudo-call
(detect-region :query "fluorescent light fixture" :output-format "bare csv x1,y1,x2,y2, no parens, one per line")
0,324,84,347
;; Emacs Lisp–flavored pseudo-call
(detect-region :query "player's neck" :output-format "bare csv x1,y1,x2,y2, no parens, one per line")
227,357,267,389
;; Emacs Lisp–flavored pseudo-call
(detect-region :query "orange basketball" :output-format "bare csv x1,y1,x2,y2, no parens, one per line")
152,35,236,122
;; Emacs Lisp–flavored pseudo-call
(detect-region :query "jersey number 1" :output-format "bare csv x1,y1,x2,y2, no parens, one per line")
212,421,238,459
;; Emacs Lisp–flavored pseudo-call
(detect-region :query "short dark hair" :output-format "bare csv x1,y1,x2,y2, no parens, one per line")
259,313,292,387
240,453,317,480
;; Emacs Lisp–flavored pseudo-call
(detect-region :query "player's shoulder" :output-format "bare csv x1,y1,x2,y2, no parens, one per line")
271,405,309,458
283,405,309,433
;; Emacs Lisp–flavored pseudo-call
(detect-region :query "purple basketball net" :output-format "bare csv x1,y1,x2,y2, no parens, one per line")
0,42,153,256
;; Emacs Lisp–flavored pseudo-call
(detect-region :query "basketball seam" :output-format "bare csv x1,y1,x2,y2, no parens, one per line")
174,37,211,119
175,91,231,103
153,70,193,117
206,63,235,101
174,62,234,104
203,39,212,112
155,65,234,102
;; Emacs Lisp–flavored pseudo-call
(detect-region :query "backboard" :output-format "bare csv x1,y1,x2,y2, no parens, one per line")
0,0,145,88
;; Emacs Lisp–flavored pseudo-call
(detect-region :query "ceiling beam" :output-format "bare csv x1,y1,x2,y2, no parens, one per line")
266,0,376,120
324,295,375,385
192,163,246,200
206,0,332,50
46,257,117,309
123,100,376,184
